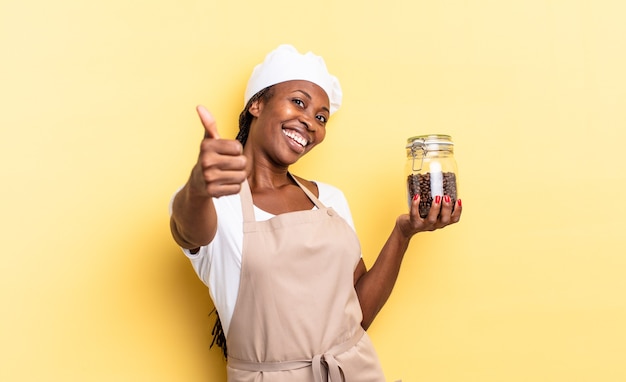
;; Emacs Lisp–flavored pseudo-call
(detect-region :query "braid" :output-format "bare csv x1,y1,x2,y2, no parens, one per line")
209,308,227,359
236,86,274,146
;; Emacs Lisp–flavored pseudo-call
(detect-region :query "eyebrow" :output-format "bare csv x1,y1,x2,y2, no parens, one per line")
294,90,330,114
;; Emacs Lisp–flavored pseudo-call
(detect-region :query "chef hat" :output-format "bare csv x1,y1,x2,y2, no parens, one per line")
244,44,342,115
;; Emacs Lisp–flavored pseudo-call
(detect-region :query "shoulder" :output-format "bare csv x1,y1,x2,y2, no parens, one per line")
292,175,345,199
312,180,356,230
315,180,347,203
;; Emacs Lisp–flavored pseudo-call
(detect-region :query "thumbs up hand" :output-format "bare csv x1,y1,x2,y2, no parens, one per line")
191,105,248,198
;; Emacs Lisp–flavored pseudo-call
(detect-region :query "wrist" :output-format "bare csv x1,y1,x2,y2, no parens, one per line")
187,165,210,198
395,216,415,242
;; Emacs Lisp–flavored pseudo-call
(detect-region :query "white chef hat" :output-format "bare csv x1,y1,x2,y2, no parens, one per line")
244,44,342,115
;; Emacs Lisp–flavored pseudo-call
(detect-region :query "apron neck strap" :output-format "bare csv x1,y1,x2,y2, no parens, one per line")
239,178,255,222
288,173,326,210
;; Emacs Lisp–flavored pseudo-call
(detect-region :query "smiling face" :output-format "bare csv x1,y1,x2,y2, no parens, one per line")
246,80,330,167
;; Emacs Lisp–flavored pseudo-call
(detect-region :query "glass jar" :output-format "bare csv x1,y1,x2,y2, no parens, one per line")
406,134,459,218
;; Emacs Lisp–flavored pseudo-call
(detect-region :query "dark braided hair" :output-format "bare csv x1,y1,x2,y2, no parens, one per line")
209,308,227,359
209,85,275,360
236,85,274,146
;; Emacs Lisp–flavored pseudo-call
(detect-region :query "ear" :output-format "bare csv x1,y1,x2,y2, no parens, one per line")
248,99,262,117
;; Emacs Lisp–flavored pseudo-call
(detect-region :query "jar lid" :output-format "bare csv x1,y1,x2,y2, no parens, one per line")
406,134,453,149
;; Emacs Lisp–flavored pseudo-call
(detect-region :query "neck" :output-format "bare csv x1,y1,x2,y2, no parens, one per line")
247,164,293,191
242,140,295,191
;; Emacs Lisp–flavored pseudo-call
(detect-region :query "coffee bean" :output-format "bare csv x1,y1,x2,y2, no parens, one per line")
407,172,457,218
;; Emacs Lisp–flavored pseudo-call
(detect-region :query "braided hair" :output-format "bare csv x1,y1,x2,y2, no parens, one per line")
209,308,227,358
210,85,275,360
236,85,274,146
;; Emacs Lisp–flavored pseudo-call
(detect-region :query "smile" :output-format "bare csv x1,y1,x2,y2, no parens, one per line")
282,129,308,147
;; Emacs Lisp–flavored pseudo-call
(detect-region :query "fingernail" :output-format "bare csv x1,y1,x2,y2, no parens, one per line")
435,195,441,204
413,194,419,201
457,199,462,207
444,195,451,203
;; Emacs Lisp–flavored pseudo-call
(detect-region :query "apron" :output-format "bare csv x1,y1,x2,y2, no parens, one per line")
225,176,386,382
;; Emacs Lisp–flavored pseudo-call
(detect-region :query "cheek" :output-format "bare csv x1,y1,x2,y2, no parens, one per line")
316,128,326,144
280,103,299,117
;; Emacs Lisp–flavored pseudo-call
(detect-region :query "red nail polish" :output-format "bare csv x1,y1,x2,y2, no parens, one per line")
435,195,441,204
444,195,451,203
457,199,462,207
413,194,419,201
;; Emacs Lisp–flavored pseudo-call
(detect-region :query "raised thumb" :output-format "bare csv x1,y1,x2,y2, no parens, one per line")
196,105,220,139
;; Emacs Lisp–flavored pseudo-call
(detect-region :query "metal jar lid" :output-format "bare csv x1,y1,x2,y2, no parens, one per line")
406,134,454,150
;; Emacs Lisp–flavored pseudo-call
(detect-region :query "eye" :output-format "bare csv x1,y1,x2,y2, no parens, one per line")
292,98,305,107
316,114,328,124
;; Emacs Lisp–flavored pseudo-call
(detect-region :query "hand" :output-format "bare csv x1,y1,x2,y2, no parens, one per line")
397,195,463,238
190,105,248,198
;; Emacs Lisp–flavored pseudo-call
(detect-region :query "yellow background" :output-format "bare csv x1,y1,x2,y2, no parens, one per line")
2,0,625,381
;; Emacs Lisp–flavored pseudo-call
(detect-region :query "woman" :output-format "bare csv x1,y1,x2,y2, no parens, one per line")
170,44,462,381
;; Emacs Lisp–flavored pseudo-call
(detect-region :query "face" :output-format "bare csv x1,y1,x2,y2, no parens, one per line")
247,80,330,165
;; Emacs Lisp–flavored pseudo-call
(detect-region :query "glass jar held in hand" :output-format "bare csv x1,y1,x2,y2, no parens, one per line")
406,134,459,218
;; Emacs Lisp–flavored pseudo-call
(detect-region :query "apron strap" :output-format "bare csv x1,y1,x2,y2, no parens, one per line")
288,172,327,210
227,327,365,382
239,179,255,223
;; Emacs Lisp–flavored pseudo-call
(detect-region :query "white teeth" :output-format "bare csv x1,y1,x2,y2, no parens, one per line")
282,129,308,147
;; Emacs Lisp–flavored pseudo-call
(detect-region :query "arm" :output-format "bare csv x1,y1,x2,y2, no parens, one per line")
170,106,247,250
354,194,462,330
170,174,218,250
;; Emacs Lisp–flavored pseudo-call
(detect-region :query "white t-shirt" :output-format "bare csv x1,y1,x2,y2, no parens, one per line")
170,181,357,336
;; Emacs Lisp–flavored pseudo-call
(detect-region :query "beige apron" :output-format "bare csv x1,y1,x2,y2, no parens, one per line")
225,177,386,382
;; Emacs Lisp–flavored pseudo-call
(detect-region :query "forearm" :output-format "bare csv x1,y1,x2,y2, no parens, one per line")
355,219,412,329
170,171,218,249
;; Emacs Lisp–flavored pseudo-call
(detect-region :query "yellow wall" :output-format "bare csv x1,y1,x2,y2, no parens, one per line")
2,0,625,380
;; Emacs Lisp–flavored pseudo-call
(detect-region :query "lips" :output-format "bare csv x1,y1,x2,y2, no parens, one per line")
282,129,309,147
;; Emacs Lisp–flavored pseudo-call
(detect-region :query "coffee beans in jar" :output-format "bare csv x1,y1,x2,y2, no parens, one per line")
405,135,459,218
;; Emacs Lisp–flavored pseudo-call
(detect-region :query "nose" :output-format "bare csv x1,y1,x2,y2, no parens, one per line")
299,111,315,131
